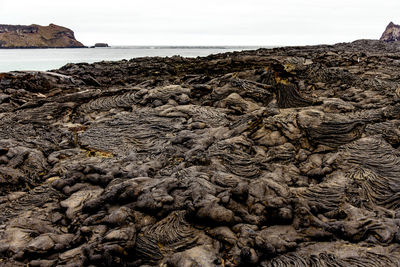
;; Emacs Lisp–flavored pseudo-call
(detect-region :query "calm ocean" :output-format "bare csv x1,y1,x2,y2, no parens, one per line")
0,46,268,73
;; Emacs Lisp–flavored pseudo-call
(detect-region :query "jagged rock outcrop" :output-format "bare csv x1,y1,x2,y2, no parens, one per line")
1,40,400,266
380,22,400,42
0,23,85,48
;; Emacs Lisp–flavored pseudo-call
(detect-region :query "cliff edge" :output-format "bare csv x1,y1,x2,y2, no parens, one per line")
0,23,85,48
380,21,400,42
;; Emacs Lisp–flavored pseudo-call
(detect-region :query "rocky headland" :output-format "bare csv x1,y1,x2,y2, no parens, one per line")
380,21,400,42
0,24,84,48
1,39,400,266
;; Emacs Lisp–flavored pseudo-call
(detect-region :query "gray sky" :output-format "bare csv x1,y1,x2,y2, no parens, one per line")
0,0,399,46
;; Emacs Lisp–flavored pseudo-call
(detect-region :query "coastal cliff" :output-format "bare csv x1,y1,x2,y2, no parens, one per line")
380,21,400,42
0,23,85,48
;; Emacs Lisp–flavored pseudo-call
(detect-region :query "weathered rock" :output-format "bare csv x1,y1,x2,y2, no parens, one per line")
380,21,400,42
1,40,400,266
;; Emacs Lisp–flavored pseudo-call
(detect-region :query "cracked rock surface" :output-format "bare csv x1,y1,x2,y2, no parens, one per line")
1,39,400,266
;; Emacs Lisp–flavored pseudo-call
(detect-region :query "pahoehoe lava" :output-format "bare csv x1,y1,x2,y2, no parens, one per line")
1,39,400,266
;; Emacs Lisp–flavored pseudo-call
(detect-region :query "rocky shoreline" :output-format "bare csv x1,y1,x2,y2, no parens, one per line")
1,39,400,266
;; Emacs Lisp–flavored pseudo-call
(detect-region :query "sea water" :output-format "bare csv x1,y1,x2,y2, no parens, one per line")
0,46,268,73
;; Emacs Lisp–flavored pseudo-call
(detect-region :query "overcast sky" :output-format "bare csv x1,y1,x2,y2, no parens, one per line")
0,0,399,46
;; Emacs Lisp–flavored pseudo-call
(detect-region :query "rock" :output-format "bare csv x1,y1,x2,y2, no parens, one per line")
93,43,109,48
380,21,400,42
29,259,57,267
60,186,104,219
26,234,54,253
0,23,85,48
1,40,400,266
103,224,135,242
165,245,219,267
208,226,237,245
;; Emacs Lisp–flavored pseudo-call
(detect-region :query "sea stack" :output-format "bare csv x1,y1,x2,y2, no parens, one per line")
380,21,400,42
0,23,85,48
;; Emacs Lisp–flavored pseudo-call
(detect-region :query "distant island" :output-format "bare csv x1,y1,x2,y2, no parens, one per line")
0,23,85,48
91,43,109,48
